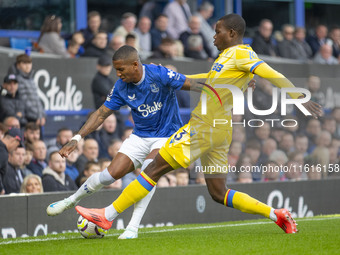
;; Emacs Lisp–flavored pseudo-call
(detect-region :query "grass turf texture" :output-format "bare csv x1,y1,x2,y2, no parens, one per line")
1,215,340,255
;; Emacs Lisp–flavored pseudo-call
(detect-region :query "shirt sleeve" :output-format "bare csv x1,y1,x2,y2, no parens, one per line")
157,65,186,90
235,48,264,73
103,81,125,110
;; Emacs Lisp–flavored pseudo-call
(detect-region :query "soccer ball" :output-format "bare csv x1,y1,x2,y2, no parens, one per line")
77,215,107,239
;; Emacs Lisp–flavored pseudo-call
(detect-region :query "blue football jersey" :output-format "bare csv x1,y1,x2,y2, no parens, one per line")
104,64,186,138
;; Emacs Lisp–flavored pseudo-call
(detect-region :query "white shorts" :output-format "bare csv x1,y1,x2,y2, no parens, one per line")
118,134,168,168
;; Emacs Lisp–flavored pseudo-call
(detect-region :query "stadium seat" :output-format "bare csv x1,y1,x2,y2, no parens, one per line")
9,37,33,50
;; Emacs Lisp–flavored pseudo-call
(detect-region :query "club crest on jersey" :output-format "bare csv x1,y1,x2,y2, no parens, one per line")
128,94,136,101
150,83,159,93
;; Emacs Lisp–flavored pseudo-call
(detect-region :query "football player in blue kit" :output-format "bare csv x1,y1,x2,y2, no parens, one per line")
46,45,189,239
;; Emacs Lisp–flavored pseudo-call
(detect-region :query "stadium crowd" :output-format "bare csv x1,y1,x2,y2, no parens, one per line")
0,0,340,195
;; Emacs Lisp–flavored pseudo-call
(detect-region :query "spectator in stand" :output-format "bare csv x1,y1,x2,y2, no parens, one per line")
24,122,40,149
179,15,212,59
279,132,295,154
91,55,115,109
195,1,218,58
231,154,252,183
262,161,281,182
150,14,170,51
332,107,340,137
295,134,309,157
251,19,277,56
251,78,280,120
0,128,24,194
65,147,80,181
27,140,47,177
228,141,242,167
107,139,123,160
322,117,337,137
175,168,189,186
3,147,26,194
108,35,125,55
315,130,332,148
0,74,27,127
269,150,289,168
22,147,33,176
8,54,45,126
236,170,253,183
278,24,300,59
70,31,85,56
293,27,313,61
82,31,109,58
244,139,262,181
135,16,152,54
253,122,271,144
125,34,138,49
91,113,120,159
149,37,176,59
38,15,70,57
113,13,139,49
76,161,101,187
258,138,278,165
307,24,330,56
314,44,339,65
80,11,102,48
284,160,302,181
20,174,43,193
42,151,77,192
329,26,340,59
46,127,73,158
67,40,81,58
3,116,20,130
163,0,191,40
306,75,325,108
74,138,99,175
305,118,322,153
0,123,6,139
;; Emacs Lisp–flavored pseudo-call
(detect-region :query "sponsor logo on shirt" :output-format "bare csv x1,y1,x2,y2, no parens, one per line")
137,101,163,117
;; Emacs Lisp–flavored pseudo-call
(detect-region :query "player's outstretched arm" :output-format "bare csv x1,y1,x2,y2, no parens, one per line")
59,105,114,158
253,63,323,119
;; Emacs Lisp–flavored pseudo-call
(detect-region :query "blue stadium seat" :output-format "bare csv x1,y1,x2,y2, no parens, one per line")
9,37,33,50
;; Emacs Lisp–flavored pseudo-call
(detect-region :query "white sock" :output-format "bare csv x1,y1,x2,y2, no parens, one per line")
105,204,119,221
126,159,155,230
269,208,277,221
126,186,156,230
69,168,115,203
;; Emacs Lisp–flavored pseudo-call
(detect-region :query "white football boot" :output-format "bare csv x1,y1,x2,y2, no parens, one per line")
46,198,77,216
118,227,138,239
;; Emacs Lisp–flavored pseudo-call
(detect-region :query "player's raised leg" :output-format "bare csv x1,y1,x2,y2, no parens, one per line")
46,153,134,216
75,153,174,230
118,158,156,239
204,176,297,233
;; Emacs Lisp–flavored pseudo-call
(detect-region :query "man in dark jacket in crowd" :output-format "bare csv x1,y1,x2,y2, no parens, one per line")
251,19,278,56
8,54,45,126
42,151,77,192
0,74,27,127
0,128,24,194
91,55,115,109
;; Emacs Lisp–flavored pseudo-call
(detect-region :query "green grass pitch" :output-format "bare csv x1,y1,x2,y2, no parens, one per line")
1,215,340,255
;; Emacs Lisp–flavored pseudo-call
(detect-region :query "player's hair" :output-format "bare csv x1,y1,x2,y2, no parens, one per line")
218,14,246,37
16,54,32,64
112,45,140,63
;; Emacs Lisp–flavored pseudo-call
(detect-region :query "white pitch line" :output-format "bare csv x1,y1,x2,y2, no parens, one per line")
1,216,339,246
